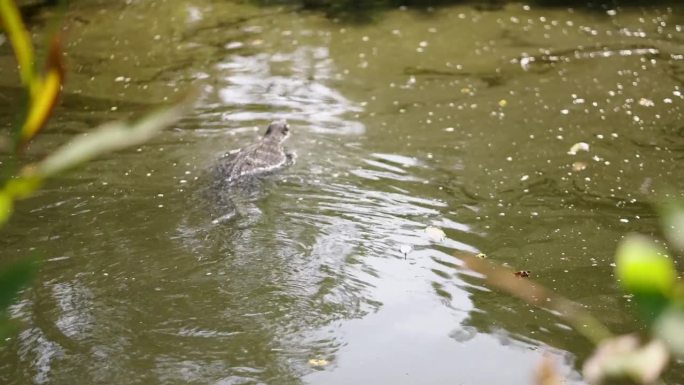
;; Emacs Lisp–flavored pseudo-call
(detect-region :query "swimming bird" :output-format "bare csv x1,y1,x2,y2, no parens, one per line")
216,120,294,184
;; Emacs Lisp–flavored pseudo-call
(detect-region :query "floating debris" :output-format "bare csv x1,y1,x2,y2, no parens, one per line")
399,244,412,257
568,142,590,155
308,358,329,367
572,161,588,172
424,226,446,242
514,270,531,278
638,98,655,107
476,253,488,259
225,41,244,50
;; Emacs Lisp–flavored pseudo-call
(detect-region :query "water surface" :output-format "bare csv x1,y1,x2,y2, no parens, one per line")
0,1,683,384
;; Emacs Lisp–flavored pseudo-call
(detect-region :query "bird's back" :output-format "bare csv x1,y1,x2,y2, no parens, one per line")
216,139,287,183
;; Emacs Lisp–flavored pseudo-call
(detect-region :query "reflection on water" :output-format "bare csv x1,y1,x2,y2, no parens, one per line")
217,49,365,135
0,0,683,384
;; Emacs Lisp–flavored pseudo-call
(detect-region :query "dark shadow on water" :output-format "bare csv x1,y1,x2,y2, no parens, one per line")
252,0,683,22
13,0,684,27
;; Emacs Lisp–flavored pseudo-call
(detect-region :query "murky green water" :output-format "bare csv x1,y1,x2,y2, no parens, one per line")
1,1,683,384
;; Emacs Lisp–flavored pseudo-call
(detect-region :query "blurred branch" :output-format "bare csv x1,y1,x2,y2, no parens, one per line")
0,91,195,227
460,253,612,344
24,93,195,178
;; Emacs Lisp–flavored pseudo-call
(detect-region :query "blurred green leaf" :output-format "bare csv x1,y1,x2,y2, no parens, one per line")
0,177,42,227
661,201,684,252
26,99,193,178
615,235,676,322
0,259,38,312
0,258,39,342
616,235,675,296
0,192,12,226
3,177,42,200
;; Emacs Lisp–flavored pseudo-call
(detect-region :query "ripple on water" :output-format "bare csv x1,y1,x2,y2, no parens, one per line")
170,120,481,380
216,49,365,135
13,1,678,383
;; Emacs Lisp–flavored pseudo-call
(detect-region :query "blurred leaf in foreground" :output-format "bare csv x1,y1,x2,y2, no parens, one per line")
1,96,193,226
0,259,38,310
0,177,43,226
535,356,562,385
0,0,197,347
615,235,675,322
0,192,13,226
25,96,194,178
0,259,39,339
18,36,64,148
0,0,36,87
0,0,65,149
660,201,684,252
460,253,612,344
653,306,684,358
583,334,669,385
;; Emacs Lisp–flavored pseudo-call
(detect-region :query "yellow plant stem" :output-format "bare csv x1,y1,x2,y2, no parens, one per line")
0,0,37,91
1,0,64,149
20,38,63,145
